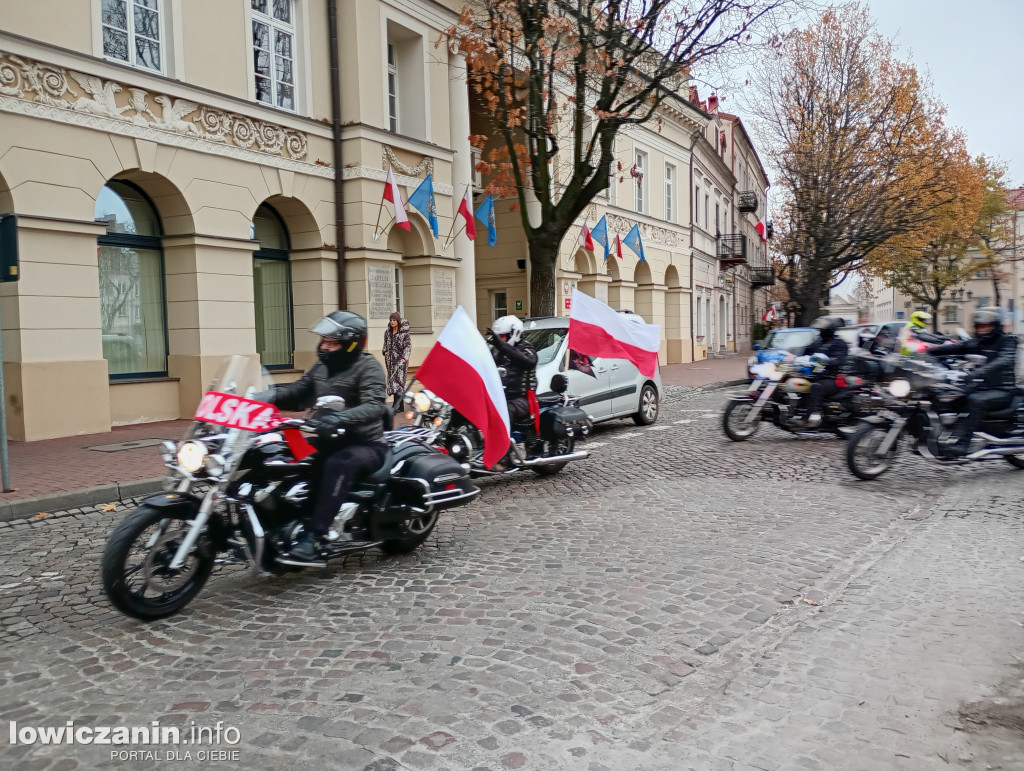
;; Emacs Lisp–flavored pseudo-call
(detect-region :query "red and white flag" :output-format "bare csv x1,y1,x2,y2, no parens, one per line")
577,222,594,251
754,218,767,242
415,306,509,468
568,289,660,378
613,233,623,259
384,167,411,231
457,186,477,241
761,306,777,322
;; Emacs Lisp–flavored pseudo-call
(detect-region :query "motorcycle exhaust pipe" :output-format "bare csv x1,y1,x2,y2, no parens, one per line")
966,445,1024,460
519,450,590,467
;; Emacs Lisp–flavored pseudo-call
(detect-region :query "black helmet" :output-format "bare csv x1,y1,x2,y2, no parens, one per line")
818,319,840,341
312,310,367,370
973,307,1004,342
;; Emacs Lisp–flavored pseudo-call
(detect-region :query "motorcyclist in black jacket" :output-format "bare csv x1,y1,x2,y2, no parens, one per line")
794,320,849,427
928,307,1018,456
486,315,538,469
261,311,389,563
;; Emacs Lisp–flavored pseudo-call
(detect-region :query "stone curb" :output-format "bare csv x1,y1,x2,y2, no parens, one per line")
0,477,165,523
700,378,750,391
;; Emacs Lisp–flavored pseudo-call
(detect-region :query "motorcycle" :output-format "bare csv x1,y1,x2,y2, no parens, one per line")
401,372,592,477
722,352,885,441
101,355,479,620
846,355,1024,479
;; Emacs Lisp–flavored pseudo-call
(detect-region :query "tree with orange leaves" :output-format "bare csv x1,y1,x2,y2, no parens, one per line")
446,0,794,315
748,3,975,326
866,155,993,333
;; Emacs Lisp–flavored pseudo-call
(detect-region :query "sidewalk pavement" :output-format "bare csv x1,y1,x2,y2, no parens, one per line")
0,356,748,522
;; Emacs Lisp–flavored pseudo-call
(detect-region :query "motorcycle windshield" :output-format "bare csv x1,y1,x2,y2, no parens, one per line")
185,355,278,443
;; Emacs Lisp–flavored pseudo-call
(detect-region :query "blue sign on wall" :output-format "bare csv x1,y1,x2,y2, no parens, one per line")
896,311,905,319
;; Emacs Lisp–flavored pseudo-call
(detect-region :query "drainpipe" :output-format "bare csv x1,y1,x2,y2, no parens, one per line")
328,0,346,309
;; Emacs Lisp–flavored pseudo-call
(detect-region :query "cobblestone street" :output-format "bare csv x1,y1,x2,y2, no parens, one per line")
1,385,1022,770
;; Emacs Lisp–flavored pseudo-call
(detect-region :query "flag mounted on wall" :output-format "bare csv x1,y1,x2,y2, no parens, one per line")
474,194,497,247
577,221,594,252
623,223,645,262
590,215,609,260
383,167,410,231
755,218,768,242
407,173,439,237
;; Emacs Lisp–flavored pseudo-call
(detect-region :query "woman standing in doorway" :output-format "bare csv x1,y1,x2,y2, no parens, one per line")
383,311,411,412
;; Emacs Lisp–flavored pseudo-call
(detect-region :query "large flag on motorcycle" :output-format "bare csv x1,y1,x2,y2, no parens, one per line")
414,306,511,468
567,289,660,378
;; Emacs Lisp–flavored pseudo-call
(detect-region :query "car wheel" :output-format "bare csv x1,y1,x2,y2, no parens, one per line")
632,384,659,426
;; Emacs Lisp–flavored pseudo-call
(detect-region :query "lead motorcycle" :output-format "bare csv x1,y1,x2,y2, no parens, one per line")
402,373,592,477
101,355,479,620
846,355,1024,479
722,352,885,441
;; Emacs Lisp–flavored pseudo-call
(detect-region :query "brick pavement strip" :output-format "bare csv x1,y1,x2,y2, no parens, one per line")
0,386,1022,769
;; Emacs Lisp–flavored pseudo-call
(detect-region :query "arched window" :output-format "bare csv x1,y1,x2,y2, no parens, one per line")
95,180,167,378
251,204,293,368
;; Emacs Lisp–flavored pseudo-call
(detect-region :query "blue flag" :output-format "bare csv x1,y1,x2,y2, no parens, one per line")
407,173,439,237
623,223,646,262
474,194,497,247
590,215,610,260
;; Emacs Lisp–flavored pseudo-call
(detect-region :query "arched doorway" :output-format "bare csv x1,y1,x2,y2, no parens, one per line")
95,180,167,378
665,265,686,363
251,203,293,368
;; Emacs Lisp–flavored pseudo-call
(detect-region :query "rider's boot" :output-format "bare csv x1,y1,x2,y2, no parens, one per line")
806,413,822,427
287,530,322,562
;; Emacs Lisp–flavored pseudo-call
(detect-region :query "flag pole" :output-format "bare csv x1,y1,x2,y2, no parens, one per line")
442,223,466,252
372,190,389,242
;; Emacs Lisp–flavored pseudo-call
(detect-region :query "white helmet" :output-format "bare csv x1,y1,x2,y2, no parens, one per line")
492,315,524,345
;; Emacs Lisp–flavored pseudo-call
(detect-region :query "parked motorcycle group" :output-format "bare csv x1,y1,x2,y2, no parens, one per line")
100,308,1023,621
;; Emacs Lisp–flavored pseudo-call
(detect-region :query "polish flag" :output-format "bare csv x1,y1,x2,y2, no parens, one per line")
384,168,411,231
414,306,509,468
613,233,623,259
577,222,594,251
568,289,660,378
754,218,767,242
457,186,477,241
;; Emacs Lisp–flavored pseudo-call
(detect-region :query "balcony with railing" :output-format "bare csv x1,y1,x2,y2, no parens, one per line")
749,266,776,288
738,191,758,213
717,233,747,268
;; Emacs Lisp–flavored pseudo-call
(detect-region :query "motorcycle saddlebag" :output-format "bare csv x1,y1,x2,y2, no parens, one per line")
391,446,477,512
539,405,592,441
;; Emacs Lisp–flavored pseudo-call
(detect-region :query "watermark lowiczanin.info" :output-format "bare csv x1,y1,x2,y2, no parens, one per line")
8,720,241,761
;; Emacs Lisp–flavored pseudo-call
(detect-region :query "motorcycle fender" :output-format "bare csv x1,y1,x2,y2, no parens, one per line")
141,492,203,511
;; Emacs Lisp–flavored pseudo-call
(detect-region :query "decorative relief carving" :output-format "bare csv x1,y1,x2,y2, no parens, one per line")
382,146,433,176
646,224,684,248
0,50,309,161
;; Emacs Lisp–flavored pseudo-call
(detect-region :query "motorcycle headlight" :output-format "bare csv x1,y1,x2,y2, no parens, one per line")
414,392,433,412
176,440,208,473
888,379,912,398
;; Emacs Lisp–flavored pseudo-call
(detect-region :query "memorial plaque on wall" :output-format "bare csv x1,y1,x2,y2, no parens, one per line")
368,264,395,319
432,268,455,321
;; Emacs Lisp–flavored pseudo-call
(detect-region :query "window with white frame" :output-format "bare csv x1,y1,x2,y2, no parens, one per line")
704,193,709,231
715,202,720,235
695,184,701,228
944,306,957,323
696,297,702,335
251,0,295,111
387,42,399,133
634,150,647,214
492,290,508,321
102,0,163,72
665,164,675,222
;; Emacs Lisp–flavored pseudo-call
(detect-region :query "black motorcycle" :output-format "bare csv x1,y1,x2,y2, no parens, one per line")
101,355,479,620
402,373,592,477
723,353,885,441
846,356,1024,479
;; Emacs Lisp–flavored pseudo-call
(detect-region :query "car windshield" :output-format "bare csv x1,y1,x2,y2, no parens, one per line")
761,329,818,351
521,326,567,365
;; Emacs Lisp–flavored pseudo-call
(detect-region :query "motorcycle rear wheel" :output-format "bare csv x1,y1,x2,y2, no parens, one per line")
532,437,575,476
102,504,214,621
722,400,761,442
846,423,900,480
380,511,439,554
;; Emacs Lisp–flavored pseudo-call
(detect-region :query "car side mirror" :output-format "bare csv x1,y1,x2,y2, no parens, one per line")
550,373,569,394
752,343,761,351
315,395,346,410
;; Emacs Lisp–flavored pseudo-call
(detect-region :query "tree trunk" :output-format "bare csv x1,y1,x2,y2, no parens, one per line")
993,275,1001,308
527,237,560,317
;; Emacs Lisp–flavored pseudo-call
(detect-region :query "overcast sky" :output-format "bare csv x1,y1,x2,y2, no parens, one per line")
867,0,1023,185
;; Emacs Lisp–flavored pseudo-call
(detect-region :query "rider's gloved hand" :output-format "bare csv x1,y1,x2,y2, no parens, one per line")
306,414,345,440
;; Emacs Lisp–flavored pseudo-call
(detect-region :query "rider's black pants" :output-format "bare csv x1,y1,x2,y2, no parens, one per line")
956,389,1012,449
801,378,839,417
310,442,387,534
506,397,530,426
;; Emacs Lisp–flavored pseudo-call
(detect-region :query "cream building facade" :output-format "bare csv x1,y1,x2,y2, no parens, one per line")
0,0,475,440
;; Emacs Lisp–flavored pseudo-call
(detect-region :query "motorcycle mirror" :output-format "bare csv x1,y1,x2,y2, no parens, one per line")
315,395,347,410
550,373,569,394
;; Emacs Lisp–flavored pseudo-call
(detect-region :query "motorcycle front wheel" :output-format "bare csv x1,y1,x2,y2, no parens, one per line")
722,400,761,442
846,423,901,480
101,504,215,621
